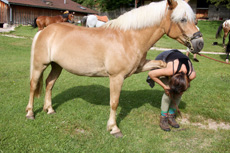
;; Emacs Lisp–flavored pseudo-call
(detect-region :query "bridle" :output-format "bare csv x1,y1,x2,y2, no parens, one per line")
167,21,203,52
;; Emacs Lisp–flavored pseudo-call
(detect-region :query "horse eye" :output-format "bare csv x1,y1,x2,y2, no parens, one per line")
181,18,187,23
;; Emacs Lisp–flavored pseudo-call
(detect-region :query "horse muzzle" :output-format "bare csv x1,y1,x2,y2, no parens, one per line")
187,31,204,54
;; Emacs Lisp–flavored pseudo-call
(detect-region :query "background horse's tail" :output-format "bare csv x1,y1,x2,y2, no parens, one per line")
30,31,43,97
216,23,223,38
32,18,38,28
81,16,87,27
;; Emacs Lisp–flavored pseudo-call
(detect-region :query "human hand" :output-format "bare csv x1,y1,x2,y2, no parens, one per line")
164,86,170,96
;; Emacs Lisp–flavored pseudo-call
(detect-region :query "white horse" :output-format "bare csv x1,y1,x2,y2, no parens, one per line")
82,15,108,27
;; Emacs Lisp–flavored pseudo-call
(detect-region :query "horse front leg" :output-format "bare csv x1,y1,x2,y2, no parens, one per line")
107,75,124,138
134,60,166,74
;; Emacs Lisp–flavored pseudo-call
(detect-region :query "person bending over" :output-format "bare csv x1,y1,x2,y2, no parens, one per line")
147,49,196,131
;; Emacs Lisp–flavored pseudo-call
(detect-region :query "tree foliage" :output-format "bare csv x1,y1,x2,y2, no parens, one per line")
207,0,230,9
72,0,135,11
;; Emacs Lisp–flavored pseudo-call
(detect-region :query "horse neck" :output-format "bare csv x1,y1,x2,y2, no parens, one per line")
135,11,173,52
129,26,165,53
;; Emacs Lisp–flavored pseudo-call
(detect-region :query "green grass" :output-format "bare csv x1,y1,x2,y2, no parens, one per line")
0,24,230,152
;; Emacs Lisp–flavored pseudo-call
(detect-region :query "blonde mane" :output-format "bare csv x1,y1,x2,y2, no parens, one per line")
171,0,195,23
104,0,195,31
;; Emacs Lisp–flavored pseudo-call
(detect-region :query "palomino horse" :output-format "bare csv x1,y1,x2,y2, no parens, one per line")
216,19,230,47
81,15,109,27
33,13,74,31
26,0,204,137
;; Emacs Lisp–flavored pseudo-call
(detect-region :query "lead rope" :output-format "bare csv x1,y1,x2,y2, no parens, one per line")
197,53,230,65
172,99,182,118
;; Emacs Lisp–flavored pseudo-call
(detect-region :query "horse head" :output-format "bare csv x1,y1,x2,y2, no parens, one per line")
67,13,74,23
164,0,204,54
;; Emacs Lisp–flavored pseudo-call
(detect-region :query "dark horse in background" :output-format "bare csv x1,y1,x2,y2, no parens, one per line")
33,13,74,31
216,19,230,63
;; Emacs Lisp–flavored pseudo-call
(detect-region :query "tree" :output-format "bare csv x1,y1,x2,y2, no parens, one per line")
207,0,230,9
72,0,135,11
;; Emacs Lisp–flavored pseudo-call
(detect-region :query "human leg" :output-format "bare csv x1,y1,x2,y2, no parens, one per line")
193,54,199,62
168,95,181,128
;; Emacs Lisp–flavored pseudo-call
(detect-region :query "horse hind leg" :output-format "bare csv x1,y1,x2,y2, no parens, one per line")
26,65,47,119
43,63,62,114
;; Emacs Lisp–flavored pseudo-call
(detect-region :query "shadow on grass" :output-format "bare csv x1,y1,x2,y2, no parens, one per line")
220,54,227,60
38,85,186,126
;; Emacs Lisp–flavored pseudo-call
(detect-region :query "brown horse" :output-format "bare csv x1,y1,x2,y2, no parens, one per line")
216,19,230,47
33,13,74,31
26,0,204,137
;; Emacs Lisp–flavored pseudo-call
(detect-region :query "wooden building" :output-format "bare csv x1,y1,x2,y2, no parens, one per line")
141,0,230,20
0,0,98,25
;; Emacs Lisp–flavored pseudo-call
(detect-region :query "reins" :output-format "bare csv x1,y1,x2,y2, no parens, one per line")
197,53,230,65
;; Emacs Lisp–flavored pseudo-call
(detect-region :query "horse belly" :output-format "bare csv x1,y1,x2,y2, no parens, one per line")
52,50,108,77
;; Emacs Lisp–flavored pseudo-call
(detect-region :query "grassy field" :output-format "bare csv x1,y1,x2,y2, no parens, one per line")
0,22,230,152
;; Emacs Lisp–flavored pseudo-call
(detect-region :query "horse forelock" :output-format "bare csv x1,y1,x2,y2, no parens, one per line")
171,0,195,23
104,1,166,31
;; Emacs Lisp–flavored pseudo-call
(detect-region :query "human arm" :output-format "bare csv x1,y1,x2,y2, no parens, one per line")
148,63,173,93
188,70,196,81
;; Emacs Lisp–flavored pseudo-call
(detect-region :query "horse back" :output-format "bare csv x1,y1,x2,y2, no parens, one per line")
36,15,63,27
223,20,230,31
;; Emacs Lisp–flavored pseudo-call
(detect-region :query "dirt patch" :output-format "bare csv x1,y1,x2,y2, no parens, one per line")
178,115,230,130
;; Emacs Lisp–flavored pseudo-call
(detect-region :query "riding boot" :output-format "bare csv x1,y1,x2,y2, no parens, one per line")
168,114,180,128
159,116,171,131
193,58,199,62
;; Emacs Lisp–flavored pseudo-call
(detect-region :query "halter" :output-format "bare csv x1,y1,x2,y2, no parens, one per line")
167,22,203,52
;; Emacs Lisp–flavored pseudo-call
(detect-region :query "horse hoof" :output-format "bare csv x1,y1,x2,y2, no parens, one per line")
26,115,35,120
47,111,56,115
112,131,123,138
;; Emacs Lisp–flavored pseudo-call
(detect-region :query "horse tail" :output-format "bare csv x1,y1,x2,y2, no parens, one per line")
34,73,43,98
32,18,38,28
30,31,43,98
216,23,223,38
81,16,87,27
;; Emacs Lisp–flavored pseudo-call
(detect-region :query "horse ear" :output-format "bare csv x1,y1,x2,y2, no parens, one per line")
167,0,178,9
184,0,190,3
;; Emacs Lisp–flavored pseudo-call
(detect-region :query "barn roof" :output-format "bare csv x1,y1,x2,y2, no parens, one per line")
4,0,98,14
